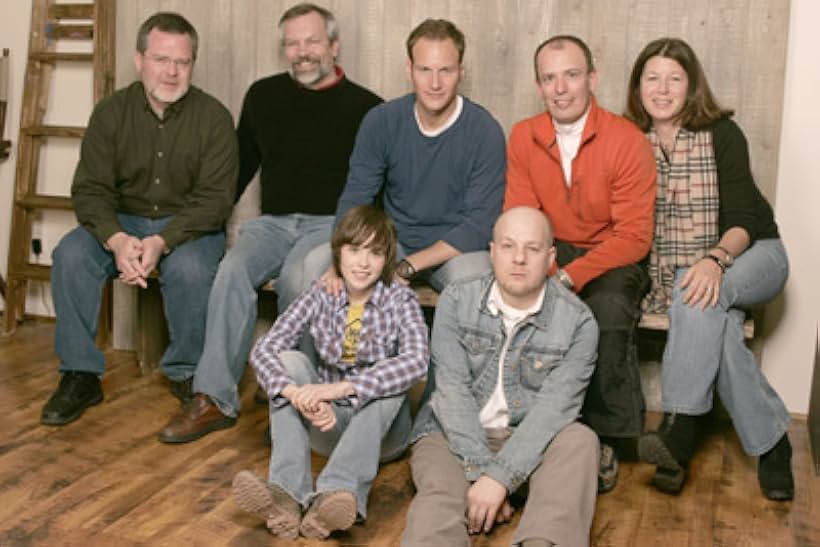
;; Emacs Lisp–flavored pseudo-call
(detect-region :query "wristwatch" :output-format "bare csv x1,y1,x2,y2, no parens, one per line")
556,268,574,290
396,258,417,280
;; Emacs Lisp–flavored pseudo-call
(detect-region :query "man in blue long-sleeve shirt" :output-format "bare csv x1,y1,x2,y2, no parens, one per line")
323,18,506,291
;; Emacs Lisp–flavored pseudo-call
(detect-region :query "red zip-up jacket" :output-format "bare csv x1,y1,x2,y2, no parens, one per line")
505,98,656,291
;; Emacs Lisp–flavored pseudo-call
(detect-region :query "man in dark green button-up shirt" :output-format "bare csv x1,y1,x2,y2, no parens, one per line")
41,12,238,430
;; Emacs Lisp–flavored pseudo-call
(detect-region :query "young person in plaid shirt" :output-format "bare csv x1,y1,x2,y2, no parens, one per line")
232,205,429,540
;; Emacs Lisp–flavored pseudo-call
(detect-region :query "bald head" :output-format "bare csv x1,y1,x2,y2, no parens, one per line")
490,207,556,310
493,207,553,247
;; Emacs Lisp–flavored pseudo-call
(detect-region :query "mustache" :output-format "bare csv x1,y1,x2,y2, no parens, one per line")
293,55,320,65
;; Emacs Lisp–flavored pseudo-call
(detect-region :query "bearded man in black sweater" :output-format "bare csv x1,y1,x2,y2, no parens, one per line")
159,3,382,443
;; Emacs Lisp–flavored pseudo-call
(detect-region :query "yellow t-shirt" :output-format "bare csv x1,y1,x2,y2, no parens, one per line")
341,303,365,363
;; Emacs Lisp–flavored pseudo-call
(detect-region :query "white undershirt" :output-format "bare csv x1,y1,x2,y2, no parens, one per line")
479,282,546,429
553,110,589,187
415,95,463,137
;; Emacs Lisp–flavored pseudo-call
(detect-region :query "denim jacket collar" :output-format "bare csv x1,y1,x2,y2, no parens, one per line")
477,273,558,331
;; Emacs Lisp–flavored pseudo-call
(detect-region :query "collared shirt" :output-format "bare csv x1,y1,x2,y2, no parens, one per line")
251,280,429,408
71,81,238,250
479,282,546,428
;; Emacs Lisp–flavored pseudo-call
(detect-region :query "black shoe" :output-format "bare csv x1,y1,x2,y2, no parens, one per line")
638,413,697,494
170,377,194,405
758,434,794,501
41,371,103,425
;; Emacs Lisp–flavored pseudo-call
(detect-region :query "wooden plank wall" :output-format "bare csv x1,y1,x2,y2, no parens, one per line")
109,0,790,349
115,0,791,211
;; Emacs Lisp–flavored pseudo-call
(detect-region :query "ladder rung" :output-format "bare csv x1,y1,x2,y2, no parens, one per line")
30,52,94,63
23,125,85,138
17,195,73,210
49,4,95,20
47,23,94,41
9,264,52,282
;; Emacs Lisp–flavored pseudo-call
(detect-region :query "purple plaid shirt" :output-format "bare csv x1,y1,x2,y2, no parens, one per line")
251,280,429,408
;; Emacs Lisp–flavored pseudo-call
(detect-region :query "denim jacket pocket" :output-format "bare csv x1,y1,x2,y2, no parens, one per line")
458,326,500,378
519,349,562,390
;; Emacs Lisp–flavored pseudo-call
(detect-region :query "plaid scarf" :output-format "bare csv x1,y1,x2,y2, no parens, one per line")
643,127,719,313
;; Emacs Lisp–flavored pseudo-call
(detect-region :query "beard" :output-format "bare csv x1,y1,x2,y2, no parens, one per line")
149,82,189,106
288,55,333,87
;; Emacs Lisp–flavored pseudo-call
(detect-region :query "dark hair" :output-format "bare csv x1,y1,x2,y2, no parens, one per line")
278,3,338,44
625,37,734,132
533,35,594,81
406,18,465,63
332,206,397,285
136,12,199,60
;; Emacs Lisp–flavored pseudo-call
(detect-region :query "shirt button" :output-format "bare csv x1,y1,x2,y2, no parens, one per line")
513,400,521,408
157,151,163,158
154,178,160,184
153,205,158,211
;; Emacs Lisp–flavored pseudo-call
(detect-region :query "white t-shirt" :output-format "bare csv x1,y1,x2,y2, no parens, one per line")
479,282,546,428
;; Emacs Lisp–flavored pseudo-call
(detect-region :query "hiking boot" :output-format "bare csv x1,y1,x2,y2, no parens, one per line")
638,413,697,494
758,433,794,501
299,490,357,539
598,442,619,494
232,470,301,538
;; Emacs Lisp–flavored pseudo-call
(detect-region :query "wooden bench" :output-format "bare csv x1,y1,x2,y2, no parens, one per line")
135,279,754,373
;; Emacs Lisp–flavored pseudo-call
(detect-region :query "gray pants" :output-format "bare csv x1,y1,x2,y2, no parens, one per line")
402,422,598,547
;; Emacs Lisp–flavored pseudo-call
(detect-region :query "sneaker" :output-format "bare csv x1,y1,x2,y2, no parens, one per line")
41,371,103,425
638,413,697,494
299,490,357,539
232,470,301,538
598,443,619,494
758,434,794,501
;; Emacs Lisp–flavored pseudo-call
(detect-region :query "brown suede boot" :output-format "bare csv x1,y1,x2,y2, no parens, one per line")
232,470,301,539
299,490,357,539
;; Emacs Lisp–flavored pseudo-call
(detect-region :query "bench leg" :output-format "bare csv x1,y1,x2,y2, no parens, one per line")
137,278,168,375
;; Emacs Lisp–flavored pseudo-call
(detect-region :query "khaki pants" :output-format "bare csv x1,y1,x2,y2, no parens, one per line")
401,422,598,547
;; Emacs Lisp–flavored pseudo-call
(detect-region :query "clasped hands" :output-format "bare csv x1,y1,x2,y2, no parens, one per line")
281,382,353,432
106,232,167,289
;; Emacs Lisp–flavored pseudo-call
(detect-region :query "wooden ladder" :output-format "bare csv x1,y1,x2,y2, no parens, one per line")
2,0,115,335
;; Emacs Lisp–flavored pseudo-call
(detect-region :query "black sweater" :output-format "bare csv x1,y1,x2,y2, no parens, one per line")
236,72,382,215
713,117,779,241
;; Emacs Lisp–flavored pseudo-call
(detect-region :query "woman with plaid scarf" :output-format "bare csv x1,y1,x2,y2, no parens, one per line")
625,38,793,501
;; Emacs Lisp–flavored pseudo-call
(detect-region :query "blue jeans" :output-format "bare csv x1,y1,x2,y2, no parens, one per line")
194,214,334,416
51,214,225,380
662,238,790,455
267,351,411,519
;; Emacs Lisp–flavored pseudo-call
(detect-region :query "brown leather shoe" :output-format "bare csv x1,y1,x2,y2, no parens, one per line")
158,393,236,444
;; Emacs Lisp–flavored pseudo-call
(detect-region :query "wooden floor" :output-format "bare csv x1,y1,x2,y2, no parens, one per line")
1,319,818,547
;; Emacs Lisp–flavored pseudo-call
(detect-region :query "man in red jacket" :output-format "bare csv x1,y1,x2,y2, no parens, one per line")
505,35,656,493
